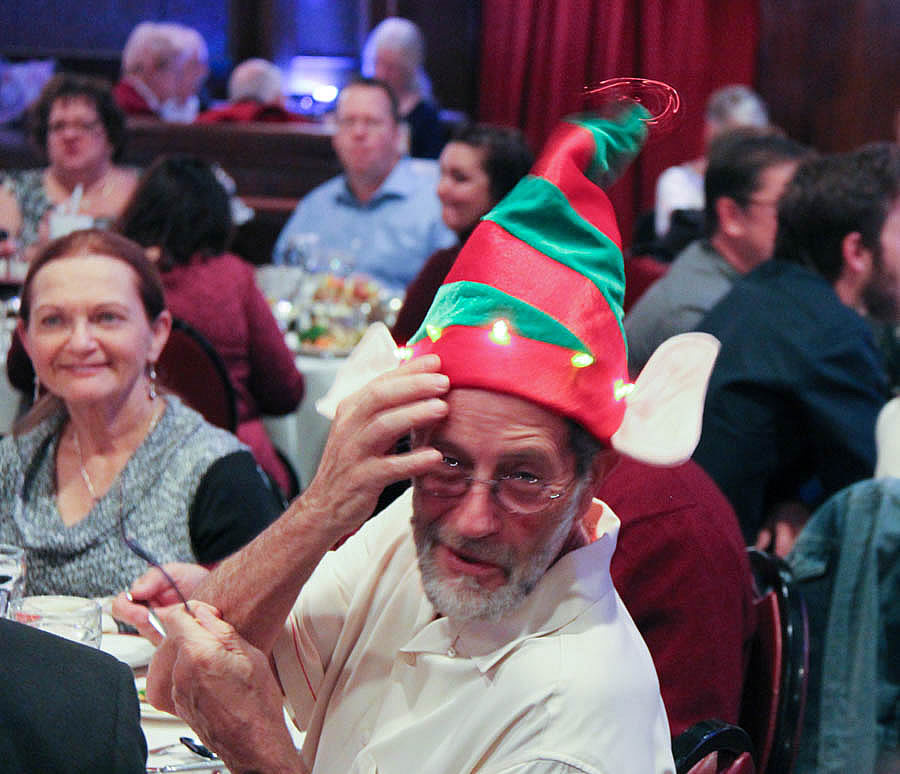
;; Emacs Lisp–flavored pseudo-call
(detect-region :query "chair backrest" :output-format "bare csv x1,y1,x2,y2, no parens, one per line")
156,318,238,432
739,549,809,774
673,719,757,774
623,254,669,312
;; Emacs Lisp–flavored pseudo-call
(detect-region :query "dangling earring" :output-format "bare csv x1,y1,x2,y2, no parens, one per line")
147,363,158,401
32,374,41,404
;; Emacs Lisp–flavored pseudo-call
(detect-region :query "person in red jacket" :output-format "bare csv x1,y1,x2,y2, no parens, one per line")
196,58,308,124
114,22,208,122
118,155,304,496
598,456,757,736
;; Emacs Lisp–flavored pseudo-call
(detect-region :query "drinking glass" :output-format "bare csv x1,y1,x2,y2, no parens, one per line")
10,595,103,648
0,544,26,617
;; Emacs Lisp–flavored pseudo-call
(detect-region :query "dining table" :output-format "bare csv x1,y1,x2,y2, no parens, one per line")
100,629,305,772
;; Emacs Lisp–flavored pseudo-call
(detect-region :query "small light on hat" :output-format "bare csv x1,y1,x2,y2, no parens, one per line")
425,324,443,342
571,352,594,368
489,319,512,346
397,347,413,361
613,378,635,401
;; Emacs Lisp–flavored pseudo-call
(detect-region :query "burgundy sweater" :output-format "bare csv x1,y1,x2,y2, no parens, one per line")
598,457,756,736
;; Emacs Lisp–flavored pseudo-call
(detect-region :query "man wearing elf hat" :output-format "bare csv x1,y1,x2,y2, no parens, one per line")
130,107,718,774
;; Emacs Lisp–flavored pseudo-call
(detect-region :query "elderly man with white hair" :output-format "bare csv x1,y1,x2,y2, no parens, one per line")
197,58,304,124
362,16,444,158
113,21,208,122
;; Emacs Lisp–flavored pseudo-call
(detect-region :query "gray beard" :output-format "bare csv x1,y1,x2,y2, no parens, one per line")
412,480,586,622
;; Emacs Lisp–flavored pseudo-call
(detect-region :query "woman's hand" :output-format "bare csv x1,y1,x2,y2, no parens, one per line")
112,563,210,643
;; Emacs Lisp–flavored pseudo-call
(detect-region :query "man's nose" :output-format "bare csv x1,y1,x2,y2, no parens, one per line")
447,481,502,539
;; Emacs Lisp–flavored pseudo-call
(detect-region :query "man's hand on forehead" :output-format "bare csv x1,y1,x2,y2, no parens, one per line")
302,355,450,533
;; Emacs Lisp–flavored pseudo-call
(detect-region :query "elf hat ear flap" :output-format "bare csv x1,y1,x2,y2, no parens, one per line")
611,332,720,466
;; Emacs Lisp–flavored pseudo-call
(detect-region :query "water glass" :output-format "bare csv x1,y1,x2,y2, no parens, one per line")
10,595,102,648
0,544,26,617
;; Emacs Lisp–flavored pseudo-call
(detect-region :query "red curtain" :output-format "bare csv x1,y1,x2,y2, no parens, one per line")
478,0,760,248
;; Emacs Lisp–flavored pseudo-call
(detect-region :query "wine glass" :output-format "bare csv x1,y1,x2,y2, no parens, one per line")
10,595,103,648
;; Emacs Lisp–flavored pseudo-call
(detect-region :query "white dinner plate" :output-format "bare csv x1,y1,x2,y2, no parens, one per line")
100,633,156,669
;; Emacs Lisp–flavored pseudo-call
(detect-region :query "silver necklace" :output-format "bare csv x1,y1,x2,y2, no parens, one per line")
71,399,164,503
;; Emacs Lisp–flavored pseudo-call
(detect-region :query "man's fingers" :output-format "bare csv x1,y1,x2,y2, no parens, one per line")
394,353,441,374
191,602,244,647
337,365,449,423
157,600,214,639
357,397,448,448
381,446,444,481
754,526,773,552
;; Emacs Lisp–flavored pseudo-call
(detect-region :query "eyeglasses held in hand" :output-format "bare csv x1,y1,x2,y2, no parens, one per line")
118,490,194,617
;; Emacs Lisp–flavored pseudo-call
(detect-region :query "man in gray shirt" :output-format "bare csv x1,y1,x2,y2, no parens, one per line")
625,128,808,375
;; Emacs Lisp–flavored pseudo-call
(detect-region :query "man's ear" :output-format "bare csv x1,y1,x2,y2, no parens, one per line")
841,231,872,277
589,449,619,489
833,231,872,310
394,121,410,158
716,196,744,238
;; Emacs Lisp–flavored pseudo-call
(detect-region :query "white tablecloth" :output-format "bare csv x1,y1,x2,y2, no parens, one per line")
264,353,341,491
143,700,304,771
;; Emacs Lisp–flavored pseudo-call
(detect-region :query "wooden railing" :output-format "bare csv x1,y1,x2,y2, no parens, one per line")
0,118,342,263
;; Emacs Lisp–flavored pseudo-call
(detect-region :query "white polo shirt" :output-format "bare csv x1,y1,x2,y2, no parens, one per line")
272,490,675,773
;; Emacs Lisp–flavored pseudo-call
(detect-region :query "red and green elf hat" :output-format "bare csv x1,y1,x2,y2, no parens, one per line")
406,106,649,444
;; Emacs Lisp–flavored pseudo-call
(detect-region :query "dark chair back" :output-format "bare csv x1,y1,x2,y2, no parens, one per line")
673,719,756,774
623,254,669,313
739,549,809,774
156,318,238,432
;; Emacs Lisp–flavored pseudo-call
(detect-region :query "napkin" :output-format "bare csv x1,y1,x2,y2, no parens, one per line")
315,322,402,419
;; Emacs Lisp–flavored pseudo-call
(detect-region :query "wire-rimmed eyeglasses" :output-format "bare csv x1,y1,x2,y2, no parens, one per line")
416,456,571,516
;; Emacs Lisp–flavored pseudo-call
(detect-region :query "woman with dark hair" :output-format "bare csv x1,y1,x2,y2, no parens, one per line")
0,74,138,260
0,230,281,597
119,155,305,497
391,123,534,343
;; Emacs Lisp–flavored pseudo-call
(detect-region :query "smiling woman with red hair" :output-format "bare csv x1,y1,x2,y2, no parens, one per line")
0,229,281,598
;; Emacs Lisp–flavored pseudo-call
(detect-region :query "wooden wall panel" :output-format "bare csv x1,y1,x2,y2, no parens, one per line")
369,0,482,115
757,0,900,151
1,0,229,81
3,2,896,149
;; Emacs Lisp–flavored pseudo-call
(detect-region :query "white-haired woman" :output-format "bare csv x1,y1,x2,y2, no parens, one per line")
361,16,444,158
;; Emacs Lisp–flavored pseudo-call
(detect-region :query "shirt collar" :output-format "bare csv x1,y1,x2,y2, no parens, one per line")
400,500,621,673
124,75,163,113
336,158,414,206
